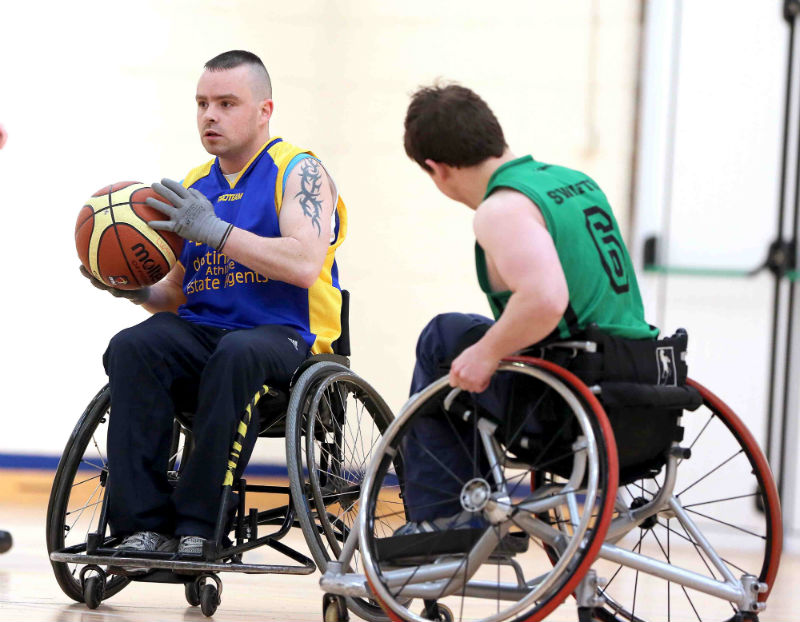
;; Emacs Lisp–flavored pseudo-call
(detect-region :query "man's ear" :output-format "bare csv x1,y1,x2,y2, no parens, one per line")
260,99,274,123
425,159,450,180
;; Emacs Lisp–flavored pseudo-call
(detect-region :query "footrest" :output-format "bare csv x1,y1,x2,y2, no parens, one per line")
50,551,316,575
375,528,529,562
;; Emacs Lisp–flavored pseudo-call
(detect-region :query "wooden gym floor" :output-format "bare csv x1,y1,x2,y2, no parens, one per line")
0,469,798,622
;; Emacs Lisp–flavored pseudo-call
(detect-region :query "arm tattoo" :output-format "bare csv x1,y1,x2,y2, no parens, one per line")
295,158,324,236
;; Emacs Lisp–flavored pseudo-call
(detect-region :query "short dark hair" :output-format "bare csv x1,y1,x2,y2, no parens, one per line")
204,50,272,98
404,83,506,172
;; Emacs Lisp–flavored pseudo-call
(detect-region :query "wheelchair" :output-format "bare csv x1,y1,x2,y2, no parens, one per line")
46,291,394,619
320,330,783,622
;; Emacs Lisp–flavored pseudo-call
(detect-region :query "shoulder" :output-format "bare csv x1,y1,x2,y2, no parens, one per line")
474,188,546,236
182,159,216,188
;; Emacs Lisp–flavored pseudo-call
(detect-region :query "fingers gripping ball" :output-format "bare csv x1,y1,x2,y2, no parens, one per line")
75,182,184,289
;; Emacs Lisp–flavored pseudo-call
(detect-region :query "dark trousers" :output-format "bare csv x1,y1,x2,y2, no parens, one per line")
404,312,498,522
103,312,309,538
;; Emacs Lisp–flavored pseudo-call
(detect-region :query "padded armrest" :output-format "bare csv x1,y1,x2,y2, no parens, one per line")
597,382,703,411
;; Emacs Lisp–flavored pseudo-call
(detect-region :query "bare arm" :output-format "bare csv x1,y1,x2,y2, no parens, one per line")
141,262,187,314
219,157,335,288
449,189,569,391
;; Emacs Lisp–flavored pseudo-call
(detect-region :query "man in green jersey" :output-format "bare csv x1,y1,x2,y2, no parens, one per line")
398,83,656,533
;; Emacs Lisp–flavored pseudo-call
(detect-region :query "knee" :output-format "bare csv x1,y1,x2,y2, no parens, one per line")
417,313,461,349
103,314,174,371
415,313,478,363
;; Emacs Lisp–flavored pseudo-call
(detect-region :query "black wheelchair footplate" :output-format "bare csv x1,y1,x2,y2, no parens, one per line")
49,530,317,581
50,536,317,583
374,528,529,564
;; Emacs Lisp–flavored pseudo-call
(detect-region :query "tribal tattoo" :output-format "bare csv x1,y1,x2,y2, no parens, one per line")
295,158,324,236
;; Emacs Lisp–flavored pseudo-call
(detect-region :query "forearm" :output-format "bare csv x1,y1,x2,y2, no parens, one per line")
221,227,323,288
141,279,186,314
477,290,565,359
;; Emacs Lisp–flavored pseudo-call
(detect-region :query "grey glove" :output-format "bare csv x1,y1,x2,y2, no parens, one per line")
146,178,234,250
80,266,150,304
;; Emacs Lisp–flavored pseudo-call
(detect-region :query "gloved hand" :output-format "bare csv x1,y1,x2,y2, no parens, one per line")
146,178,234,250
79,266,150,304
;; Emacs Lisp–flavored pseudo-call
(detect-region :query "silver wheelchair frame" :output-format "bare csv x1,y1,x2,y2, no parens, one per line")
319,348,782,622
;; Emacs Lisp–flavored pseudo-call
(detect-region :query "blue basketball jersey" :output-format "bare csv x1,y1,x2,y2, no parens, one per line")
176,137,347,354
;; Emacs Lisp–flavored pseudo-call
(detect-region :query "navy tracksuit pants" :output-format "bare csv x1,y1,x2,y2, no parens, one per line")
404,312,505,522
103,312,309,539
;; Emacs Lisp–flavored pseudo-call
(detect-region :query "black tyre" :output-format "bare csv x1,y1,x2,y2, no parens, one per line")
200,583,220,617
286,362,395,622
45,386,130,602
185,581,201,607
83,574,105,609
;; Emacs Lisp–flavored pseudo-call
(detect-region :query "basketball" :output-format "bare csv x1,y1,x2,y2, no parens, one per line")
75,182,184,289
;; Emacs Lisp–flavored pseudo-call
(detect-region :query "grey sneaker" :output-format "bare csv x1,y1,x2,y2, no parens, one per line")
178,535,206,556
112,531,176,575
117,531,176,553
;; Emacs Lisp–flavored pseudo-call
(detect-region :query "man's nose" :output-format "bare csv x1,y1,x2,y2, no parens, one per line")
201,105,218,124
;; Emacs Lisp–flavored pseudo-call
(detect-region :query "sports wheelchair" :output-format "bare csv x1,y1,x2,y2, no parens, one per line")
320,328,783,622
46,291,395,619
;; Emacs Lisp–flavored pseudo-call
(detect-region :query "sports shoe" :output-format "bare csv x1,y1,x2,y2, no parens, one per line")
393,510,486,536
116,531,176,553
178,535,206,556
111,531,176,575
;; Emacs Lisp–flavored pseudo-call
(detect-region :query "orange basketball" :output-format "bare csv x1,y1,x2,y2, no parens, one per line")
75,182,184,289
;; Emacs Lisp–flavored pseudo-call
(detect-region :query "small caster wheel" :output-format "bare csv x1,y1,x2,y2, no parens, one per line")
83,574,106,610
323,593,349,622
200,583,220,617
421,602,453,622
185,581,201,607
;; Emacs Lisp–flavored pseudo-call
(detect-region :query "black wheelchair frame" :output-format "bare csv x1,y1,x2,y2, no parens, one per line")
46,290,395,619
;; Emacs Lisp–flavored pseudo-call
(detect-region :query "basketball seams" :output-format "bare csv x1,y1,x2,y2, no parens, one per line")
108,208,145,289
79,181,180,289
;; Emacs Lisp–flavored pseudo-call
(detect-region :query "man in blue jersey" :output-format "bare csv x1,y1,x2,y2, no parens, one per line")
81,50,347,557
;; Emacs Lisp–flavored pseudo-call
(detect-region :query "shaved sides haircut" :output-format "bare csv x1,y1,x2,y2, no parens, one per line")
205,50,272,100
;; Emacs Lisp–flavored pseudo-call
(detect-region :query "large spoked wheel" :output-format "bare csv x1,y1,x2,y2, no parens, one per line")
358,358,619,622
286,362,396,622
45,386,130,602
592,379,783,622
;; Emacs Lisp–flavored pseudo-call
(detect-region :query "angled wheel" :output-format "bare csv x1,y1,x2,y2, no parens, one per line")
287,362,396,622
82,572,105,609
591,379,782,621
358,358,618,622
185,581,201,607
45,386,130,602
46,385,192,602
200,583,220,617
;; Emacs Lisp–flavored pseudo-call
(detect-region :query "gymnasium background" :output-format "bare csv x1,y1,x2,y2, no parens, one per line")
1,1,797,543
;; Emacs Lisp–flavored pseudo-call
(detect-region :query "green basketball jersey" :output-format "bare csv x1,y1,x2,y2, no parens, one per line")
476,156,657,340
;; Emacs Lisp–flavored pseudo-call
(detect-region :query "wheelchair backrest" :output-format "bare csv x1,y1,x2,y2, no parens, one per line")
331,290,351,357
535,326,701,483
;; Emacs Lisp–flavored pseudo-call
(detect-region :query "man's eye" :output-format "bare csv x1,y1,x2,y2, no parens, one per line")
222,101,233,108
197,101,207,109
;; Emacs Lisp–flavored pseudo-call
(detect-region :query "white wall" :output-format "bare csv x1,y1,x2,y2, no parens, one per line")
633,0,796,534
0,0,642,459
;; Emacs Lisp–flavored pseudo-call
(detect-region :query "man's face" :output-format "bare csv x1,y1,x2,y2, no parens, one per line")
195,65,271,163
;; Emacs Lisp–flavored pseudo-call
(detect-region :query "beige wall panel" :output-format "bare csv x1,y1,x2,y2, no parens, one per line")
0,0,641,457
